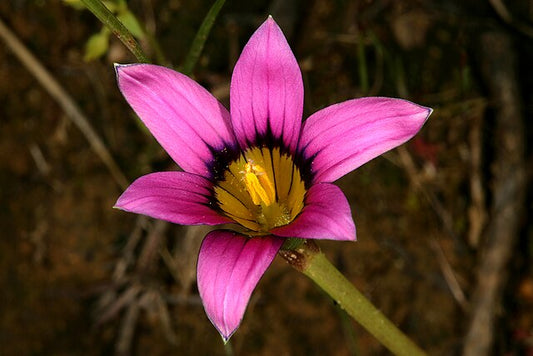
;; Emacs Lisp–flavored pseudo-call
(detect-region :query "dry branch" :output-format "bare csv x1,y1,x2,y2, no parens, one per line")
463,30,526,356
467,109,487,247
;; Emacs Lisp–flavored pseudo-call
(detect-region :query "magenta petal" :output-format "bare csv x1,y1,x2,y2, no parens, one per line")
116,64,235,177
299,97,432,183
230,17,303,153
272,183,356,241
115,171,231,225
197,231,283,341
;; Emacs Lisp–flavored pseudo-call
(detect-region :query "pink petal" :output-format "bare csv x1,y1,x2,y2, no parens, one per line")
197,230,283,341
115,171,231,225
116,64,236,178
230,17,303,153
299,97,432,183
272,183,356,241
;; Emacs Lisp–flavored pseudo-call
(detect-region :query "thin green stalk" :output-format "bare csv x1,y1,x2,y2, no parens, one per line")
337,307,360,356
80,0,149,63
280,240,427,356
181,0,226,75
144,29,168,65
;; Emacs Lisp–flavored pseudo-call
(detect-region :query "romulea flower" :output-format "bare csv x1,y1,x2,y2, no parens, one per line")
114,16,432,341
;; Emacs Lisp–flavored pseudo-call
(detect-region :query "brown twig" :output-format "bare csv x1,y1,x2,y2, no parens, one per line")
136,220,168,274
162,225,210,291
488,0,533,38
97,283,142,325
152,291,178,345
113,216,149,281
115,300,141,356
467,108,487,247
396,146,460,244
429,238,468,311
394,147,468,310
463,30,526,356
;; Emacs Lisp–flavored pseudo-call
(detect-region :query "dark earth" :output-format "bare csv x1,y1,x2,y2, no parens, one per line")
1,0,533,355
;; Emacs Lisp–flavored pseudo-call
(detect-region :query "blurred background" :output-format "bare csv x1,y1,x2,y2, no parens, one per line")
1,0,532,355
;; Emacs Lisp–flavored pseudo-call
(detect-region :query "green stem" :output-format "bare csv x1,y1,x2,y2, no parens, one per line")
80,0,149,63
280,240,427,356
181,0,226,75
144,29,168,65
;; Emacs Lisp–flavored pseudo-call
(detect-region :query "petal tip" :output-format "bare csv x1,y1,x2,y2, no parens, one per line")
265,15,279,29
264,14,282,33
114,63,139,84
220,329,235,344
416,104,433,129
414,102,433,121
112,199,128,211
114,62,134,75
426,106,434,118
113,192,129,210
114,62,150,79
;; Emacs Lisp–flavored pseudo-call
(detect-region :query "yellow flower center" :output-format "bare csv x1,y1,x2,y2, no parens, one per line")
214,146,306,233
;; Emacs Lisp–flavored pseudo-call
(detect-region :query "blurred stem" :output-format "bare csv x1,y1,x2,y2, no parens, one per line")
181,0,226,75
80,0,149,63
223,340,234,356
144,29,168,65
337,307,360,356
280,240,426,356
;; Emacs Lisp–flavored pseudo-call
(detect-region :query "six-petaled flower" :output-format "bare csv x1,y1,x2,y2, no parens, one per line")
114,16,432,341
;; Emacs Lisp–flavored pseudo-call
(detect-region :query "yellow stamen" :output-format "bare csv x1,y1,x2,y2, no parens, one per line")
243,162,275,206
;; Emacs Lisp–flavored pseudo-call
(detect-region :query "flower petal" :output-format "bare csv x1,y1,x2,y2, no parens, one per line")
230,17,303,152
197,230,283,341
272,183,356,241
298,97,432,183
115,171,231,225
116,64,236,177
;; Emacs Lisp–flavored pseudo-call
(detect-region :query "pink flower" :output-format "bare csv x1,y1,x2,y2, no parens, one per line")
115,17,431,341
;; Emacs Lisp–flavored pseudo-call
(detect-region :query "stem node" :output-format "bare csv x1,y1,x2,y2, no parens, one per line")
279,239,319,271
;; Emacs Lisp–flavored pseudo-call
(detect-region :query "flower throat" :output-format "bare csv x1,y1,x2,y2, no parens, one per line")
214,146,306,233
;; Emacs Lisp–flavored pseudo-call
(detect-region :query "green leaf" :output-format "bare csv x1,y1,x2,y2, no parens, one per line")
117,10,145,39
80,0,148,62
181,0,226,75
84,29,110,61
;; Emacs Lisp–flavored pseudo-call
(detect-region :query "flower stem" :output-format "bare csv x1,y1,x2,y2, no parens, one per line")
80,0,149,63
181,0,226,75
280,240,427,356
